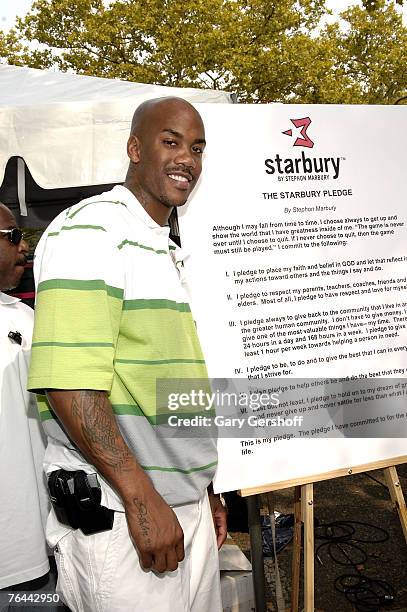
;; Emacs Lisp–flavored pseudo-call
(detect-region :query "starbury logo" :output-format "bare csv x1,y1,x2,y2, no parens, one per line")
282,117,314,149
264,116,343,180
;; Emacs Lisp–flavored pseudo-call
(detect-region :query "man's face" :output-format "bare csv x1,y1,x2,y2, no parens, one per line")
129,100,206,218
0,205,28,291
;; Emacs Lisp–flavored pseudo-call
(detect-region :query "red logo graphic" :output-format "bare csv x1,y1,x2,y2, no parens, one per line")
282,117,314,148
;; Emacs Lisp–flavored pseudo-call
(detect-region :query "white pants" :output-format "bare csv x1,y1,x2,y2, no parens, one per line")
53,493,222,612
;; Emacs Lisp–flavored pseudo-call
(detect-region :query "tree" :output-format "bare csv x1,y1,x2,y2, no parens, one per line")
329,0,407,104
4,0,328,94
0,27,54,69
0,0,406,104
4,0,241,87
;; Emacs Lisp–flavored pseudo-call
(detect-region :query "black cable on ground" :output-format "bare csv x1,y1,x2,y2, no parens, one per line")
315,520,395,612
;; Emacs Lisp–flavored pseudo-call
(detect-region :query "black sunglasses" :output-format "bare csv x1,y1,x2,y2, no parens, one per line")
0,228,24,245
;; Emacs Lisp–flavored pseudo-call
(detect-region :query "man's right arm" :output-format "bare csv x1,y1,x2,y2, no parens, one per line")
46,389,184,573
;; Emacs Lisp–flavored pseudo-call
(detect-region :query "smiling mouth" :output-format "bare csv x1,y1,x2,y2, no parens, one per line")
167,173,192,188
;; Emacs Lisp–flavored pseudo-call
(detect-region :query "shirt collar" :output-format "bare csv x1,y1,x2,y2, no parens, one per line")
111,185,171,237
0,292,20,306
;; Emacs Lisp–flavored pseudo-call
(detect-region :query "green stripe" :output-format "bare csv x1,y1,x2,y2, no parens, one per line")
112,403,144,417
32,341,114,348
62,224,106,232
123,299,190,312
106,285,123,299
37,279,123,299
68,200,127,219
40,410,55,422
117,240,167,254
48,224,107,236
169,245,176,251
141,461,218,474
115,358,205,365
111,405,170,424
112,404,216,423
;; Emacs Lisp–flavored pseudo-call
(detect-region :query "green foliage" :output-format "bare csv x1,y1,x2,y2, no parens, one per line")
333,0,407,103
0,0,406,104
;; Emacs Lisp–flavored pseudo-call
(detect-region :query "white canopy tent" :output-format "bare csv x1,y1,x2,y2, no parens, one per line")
0,64,233,226
0,65,232,303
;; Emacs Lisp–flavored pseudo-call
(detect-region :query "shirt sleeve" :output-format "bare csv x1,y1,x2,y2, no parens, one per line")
28,204,124,392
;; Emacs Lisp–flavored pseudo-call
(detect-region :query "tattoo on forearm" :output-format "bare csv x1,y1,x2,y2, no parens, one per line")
132,498,152,545
71,391,132,473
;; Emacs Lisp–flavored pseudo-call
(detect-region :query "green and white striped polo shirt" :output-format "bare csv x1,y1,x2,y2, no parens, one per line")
28,185,217,507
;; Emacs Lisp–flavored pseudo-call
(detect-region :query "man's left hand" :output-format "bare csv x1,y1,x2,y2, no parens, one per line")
208,490,227,549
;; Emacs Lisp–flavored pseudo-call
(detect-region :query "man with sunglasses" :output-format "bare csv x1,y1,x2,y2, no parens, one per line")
0,204,50,594
0,220,27,291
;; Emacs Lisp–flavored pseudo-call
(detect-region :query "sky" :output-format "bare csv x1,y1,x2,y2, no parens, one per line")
1,0,32,31
1,0,406,31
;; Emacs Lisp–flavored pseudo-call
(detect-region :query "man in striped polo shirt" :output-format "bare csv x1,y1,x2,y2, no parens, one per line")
28,97,227,611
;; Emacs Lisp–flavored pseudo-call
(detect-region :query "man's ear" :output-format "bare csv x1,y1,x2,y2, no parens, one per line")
127,135,141,163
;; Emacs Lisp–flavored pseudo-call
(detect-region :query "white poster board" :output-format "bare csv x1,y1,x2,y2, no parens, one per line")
179,104,407,494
